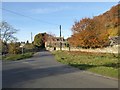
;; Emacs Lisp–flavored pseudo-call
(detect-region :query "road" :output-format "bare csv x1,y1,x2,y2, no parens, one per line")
2,51,118,88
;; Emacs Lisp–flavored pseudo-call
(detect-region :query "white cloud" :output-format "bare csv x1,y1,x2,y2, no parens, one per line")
30,5,104,14
30,6,72,14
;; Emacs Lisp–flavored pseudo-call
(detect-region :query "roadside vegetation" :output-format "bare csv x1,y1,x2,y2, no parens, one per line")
1,40,36,61
2,52,34,61
52,51,119,78
0,21,41,61
1,21,53,61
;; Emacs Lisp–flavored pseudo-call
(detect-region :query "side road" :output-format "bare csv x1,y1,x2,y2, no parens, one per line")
2,51,118,88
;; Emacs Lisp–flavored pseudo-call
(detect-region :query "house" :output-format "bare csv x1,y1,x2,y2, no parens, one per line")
45,36,68,48
109,36,120,46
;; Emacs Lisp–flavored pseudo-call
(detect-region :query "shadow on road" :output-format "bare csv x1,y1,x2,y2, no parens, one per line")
2,64,80,88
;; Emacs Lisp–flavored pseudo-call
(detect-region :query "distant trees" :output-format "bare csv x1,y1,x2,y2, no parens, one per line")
69,4,119,48
26,40,29,44
24,41,35,52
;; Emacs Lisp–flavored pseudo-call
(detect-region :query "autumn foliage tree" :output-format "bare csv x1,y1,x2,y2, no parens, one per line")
69,4,120,48
69,18,110,48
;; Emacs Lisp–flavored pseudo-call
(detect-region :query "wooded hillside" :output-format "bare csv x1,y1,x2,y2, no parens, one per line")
68,4,119,48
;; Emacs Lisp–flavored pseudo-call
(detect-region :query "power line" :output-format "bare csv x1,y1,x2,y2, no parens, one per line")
1,8,59,26
1,8,63,45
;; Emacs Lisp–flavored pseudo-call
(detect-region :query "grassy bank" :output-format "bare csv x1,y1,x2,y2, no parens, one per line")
52,51,119,78
3,52,34,61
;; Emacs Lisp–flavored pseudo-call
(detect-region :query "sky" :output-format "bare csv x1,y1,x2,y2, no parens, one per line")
2,2,118,43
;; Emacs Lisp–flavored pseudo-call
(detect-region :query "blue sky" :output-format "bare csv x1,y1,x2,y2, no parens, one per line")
2,2,118,42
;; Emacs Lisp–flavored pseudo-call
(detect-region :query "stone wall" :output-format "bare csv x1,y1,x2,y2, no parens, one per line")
46,45,119,54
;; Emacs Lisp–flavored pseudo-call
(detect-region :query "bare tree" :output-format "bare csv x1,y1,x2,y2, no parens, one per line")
0,21,18,42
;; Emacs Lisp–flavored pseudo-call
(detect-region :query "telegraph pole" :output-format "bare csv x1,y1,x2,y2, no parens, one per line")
60,25,62,50
31,32,33,43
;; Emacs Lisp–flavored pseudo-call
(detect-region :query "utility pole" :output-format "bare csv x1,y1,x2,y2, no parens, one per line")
60,25,62,50
31,32,33,43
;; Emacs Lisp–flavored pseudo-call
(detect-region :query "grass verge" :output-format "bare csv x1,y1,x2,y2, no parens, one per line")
52,51,119,79
2,52,34,61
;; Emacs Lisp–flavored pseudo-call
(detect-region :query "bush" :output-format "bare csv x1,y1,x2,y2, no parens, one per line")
8,42,21,54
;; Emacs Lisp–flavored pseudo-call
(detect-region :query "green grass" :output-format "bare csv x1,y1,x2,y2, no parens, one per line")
3,52,34,61
52,51,119,78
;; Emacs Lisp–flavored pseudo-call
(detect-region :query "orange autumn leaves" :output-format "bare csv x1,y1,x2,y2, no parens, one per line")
68,4,119,48
69,18,109,48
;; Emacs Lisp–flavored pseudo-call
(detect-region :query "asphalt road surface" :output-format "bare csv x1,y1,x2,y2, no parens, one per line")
2,51,118,88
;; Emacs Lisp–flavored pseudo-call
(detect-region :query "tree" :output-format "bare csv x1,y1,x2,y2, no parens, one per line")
26,40,29,44
70,4,120,48
8,41,21,54
0,21,19,55
71,18,91,34
33,33,47,48
70,17,110,48
1,41,8,54
0,21,18,43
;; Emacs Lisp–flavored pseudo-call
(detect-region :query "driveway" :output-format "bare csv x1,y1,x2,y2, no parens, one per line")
2,51,118,88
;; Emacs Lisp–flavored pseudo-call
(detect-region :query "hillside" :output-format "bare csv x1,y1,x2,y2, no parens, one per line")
94,4,119,36
69,4,119,48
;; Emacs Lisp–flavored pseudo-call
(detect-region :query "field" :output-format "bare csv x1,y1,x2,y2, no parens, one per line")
52,51,119,78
